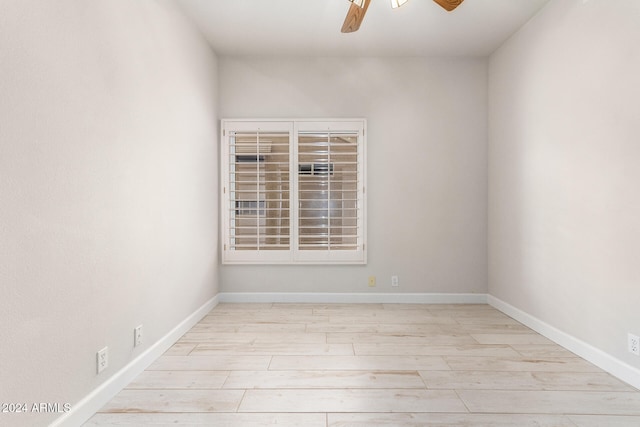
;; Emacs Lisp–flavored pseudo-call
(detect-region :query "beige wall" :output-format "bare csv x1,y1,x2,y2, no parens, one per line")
219,57,488,295
489,0,640,371
0,1,219,425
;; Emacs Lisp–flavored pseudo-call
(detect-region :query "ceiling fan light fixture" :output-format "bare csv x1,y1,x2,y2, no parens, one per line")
348,0,366,8
391,0,409,8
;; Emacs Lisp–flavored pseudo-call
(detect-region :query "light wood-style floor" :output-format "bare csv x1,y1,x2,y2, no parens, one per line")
85,303,640,426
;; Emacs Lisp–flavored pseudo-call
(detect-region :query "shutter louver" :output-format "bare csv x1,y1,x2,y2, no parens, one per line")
298,132,359,251
228,131,290,251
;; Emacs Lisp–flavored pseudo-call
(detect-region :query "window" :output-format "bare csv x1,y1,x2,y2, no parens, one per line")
221,119,366,264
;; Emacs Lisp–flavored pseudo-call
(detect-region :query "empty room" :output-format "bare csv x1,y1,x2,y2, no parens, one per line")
1,0,640,426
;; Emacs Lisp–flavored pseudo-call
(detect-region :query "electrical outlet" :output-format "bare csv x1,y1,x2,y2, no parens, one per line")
134,325,143,347
368,276,376,287
629,333,640,356
391,275,399,287
97,347,108,374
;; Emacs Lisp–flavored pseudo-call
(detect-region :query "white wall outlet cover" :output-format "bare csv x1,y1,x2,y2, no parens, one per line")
629,333,640,356
97,347,108,374
134,325,143,347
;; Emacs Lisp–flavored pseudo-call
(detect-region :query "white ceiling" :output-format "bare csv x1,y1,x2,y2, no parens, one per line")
177,0,550,57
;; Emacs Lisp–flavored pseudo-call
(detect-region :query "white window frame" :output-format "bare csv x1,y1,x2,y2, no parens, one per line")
221,118,367,265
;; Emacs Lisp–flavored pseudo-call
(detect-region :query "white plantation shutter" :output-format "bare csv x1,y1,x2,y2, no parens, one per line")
222,119,366,264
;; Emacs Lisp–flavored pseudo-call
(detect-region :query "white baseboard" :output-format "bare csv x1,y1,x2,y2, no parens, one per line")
50,295,219,427
488,295,640,391
218,292,487,304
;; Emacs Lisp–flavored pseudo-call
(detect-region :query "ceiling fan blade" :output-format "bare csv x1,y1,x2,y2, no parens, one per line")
432,0,464,12
341,0,371,33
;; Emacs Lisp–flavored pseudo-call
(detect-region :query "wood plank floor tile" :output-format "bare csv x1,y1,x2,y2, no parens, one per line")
85,413,326,426
98,389,244,413
353,343,519,357
443,355,601,372
325,313,459,325
437,323,535,334
199,313,329,324
471,333,555,345
238,389,468,413
428,309,514,319
162,343,197,356
179,331,327,343
420,370,635,391
190,322,307,333
125,371,229,389
190,342,354,356
455,316,524,325
568,415,640,426
223,370,426,389
306,303,385,310
458,390,640,415
276,303,384,311
327,413,577,426
510,344,579,358
305,322,383,333
214,303,274,310
383,303,450,310
425,304,496,311
269,355,450,371
148,355,271,371
327,332,478,345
